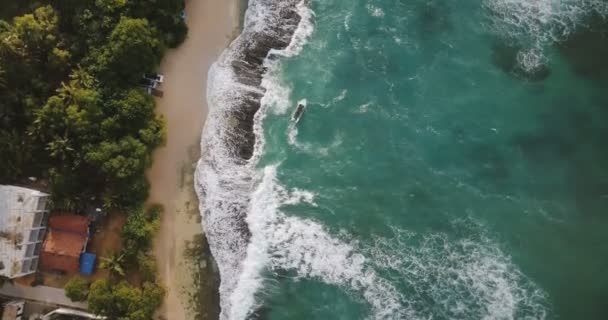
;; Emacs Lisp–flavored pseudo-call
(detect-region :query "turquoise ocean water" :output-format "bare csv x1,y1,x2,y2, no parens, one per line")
201,0,608,319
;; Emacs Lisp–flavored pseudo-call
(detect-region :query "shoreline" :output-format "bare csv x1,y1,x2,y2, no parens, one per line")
193,1,304,318
146,0,241,319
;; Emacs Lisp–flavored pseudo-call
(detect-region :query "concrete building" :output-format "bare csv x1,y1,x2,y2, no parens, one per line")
0,185,50,279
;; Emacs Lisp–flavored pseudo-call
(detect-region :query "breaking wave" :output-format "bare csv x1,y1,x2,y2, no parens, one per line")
195,0,305,319
484,0,608,72
367,226,550,319
197,0,551,319
246,165,407,319
240,164,550,319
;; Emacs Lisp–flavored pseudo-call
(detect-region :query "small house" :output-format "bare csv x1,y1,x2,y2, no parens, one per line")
40,215,90,274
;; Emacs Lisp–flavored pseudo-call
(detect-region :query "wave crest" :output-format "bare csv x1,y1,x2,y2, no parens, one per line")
195,1,305,319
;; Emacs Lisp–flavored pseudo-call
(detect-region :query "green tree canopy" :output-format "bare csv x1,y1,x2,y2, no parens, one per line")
121,205,161,262
87,279,115,317
100,251,126,278
95,0,127,14
10,6,60,62
33,86,101,145
96,17,160,85
87,279,165,319
0,1,184,205
85,136,150,181
64,276,89,302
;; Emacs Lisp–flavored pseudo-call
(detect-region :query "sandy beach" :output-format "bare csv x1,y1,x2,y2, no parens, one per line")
146,0,240,319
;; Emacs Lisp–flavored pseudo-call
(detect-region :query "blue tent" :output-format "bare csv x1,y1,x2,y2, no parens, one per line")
79,253,96,275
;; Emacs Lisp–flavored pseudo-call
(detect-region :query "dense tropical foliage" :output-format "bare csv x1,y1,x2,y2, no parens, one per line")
87,279,164,320
0,0,186,209
1,1,187,318
61,205,165,317
64,276,89,302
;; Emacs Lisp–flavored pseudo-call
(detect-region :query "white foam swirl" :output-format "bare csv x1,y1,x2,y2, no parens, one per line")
368,227,549,319
484,0,608,71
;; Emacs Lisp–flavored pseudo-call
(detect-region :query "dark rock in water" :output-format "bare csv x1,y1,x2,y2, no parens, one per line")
491,42,551,82
491,43,519,73
225,1,302,162
520,65,551,82
557,13,608,84
200,2,305,317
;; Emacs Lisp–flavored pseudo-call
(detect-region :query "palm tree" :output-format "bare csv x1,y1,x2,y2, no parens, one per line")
57,81,76,104
46,136,74,162
69,66,94,89
100,252,125,278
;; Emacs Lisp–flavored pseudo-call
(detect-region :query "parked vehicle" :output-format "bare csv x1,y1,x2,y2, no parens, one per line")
143,73,164,84
41,308,106,320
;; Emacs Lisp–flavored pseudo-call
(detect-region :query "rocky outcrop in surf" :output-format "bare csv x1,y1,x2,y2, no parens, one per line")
194,1,303,319
224,2,302,160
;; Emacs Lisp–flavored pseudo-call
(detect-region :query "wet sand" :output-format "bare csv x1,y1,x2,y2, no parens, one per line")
146,0,240,319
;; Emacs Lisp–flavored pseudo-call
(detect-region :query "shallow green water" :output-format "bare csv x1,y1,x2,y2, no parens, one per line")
253,1,608,319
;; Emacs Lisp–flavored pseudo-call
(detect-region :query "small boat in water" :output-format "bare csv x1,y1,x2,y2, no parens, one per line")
292,102,306,123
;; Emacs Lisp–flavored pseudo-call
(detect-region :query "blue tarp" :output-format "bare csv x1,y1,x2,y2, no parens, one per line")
79,253,96,275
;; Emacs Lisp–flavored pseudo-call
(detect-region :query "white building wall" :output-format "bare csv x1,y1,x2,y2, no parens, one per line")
0,185,49,279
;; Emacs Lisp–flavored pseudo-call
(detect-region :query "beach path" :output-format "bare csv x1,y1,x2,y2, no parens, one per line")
147,0,239,319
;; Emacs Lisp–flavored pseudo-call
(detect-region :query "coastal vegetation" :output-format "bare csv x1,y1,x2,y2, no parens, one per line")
64,205,164,318
0,0,187,318
88,205,164,319
64,276,89,302
0,0,186,209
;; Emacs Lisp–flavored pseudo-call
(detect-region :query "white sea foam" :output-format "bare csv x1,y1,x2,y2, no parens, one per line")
260,69,292,115
249,165,409,319
367,226,549,319
198,0,551,319
333,89,348,103
244,166,549,319
354,102,372,114
367,4,386,18
484,0,608,72
196,1,315,319
286,98,343,156
270,0,315,59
